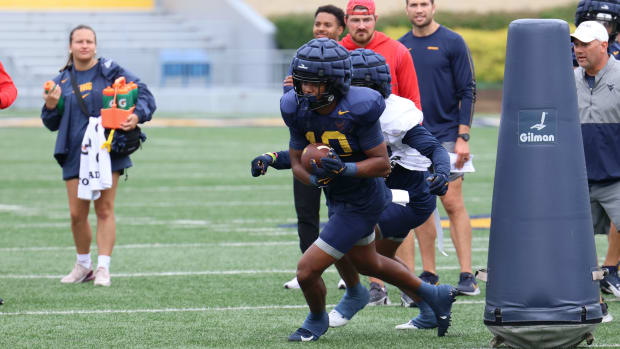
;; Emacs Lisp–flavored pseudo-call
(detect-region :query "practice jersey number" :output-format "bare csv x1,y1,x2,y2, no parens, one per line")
305,131,352,155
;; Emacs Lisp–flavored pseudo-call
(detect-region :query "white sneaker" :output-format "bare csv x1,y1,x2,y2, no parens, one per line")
328,309,349,327
93,267,111,287
337,278,346,289
283,276,300,289
60,263,94,283
602,302,613,323
395,320,422,330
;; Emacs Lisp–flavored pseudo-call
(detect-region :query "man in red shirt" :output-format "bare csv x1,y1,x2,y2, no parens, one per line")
340,0,440,308
340,0,421,110
0,59,17,306
0,60,17,110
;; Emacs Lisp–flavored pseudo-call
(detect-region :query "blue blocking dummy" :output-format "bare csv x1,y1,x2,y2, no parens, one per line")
484,19,602,348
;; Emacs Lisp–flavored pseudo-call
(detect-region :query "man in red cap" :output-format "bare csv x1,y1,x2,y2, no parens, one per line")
340,0,440,308
340,0,421,110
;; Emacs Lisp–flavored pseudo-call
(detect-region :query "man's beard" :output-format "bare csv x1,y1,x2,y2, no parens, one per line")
412,17,432,29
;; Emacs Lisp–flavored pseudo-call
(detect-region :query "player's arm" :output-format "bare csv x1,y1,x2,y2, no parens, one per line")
402,125,451,195
290,147,315,185
322,119,391,178
250,150,291,177
358,142,391,177
321,142,390,178
452,37,475,169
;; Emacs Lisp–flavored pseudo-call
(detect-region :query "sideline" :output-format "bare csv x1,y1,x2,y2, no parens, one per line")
0,116,499,128
0,117,285,128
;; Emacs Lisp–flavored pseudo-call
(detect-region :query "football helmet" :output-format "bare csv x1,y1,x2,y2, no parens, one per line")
292,38,351,110
350,48,392,98
575,0,620,41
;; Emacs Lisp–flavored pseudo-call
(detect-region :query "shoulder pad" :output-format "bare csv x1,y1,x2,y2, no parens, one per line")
280,90,299,128
343,87,385,126
381,94,422,137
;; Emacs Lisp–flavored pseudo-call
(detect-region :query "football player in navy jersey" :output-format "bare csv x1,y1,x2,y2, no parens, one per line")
281,38,455,342
252,48,453,331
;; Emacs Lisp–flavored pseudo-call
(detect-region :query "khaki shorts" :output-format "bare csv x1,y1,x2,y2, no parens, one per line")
442,141,465,182
589,180,620,235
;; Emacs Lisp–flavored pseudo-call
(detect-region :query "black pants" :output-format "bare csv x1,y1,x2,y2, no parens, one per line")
293,177,322,253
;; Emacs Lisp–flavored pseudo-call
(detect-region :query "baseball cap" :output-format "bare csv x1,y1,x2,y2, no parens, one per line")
571,21,609,43
346,0,375,15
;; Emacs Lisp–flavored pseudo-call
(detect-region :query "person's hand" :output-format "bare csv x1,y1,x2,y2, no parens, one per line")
43,83,62,110
250,154,274,177
427,173,449,196
283,75,293,87
454,137,470,170
309,159,334,187
120,113,139,131
321,151,346,176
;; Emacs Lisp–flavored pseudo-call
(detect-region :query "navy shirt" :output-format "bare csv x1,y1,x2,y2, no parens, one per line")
399,26,476,142
281,86,390,206
41,58,156,180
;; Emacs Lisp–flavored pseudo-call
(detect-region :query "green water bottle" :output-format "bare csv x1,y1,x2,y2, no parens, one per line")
116,86,134,110
102,86,115,109
128,82,138,105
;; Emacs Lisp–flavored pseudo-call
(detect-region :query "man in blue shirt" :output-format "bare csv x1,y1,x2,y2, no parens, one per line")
398,0,478,296
283,37,455,342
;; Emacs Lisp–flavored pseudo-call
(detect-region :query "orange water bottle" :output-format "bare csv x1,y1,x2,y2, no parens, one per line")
113,77,126,88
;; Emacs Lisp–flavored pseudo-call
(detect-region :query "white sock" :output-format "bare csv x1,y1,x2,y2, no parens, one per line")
77,253,91,269
97,255,111,271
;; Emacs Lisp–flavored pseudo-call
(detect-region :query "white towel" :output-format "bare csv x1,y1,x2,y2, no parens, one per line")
78,117,112,201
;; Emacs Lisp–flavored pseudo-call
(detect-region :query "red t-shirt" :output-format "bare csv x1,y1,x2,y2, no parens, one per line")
0,60,17,109
341,31,422,110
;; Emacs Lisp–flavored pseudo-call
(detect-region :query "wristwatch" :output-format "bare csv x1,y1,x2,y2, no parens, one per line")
458,133,470,142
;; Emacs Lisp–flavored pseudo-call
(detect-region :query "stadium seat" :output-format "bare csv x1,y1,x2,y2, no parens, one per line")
160,49,211,87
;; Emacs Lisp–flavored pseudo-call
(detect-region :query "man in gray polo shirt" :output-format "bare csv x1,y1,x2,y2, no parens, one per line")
573,21,620,303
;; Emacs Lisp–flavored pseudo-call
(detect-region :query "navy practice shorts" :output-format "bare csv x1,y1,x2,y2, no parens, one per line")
377,199,435,242
315,195,389,259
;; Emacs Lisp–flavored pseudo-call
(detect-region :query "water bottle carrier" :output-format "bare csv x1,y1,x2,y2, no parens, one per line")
101,106,135,129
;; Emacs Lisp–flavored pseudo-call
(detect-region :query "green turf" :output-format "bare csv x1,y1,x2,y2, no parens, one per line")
0,125,616,348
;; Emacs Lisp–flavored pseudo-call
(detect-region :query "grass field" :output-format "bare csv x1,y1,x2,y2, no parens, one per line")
0,124,617,348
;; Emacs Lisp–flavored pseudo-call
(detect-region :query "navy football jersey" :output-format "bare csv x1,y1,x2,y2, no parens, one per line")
281,86,389,206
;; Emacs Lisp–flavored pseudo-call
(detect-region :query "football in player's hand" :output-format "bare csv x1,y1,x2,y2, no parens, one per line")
301,143,332,172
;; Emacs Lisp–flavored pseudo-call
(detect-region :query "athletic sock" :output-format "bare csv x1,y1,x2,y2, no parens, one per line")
416,281,437,304
301,311,329,336
334,282,369,319
97,255,111,271
411,300,438,328
77,253,91,269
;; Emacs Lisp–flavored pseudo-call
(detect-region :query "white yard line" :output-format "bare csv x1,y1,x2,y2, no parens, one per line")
0,241,298,252
0,265,489,279
0,301,490,317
